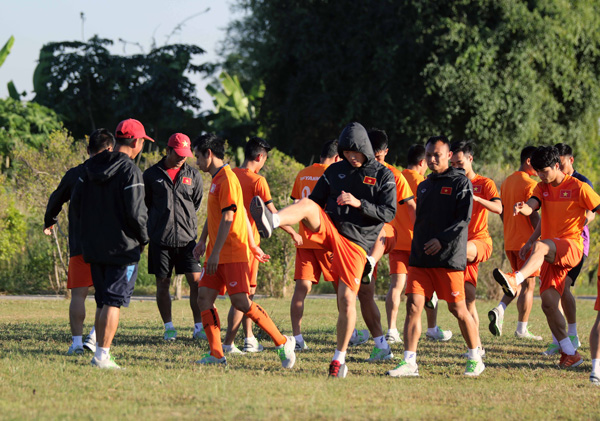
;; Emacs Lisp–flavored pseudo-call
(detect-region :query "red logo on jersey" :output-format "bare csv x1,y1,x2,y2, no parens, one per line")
182,177,192,185
441,187,452,195
560,190,572,199
473,185,482,194
363,176,376,185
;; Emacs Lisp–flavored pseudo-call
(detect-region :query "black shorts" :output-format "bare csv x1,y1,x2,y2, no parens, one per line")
91,263,138,309
148,240,201,278
567,254,587,286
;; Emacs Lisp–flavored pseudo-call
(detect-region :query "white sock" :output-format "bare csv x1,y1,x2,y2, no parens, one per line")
467,348,482,362
373,335,388,349
272,214,281,228
552,334,559,345
592,359,600,374
89,326,96,337
559,337,576,355
164,322,174,330
568,323,577,337
223,344,233,351
332,349,346,365
514,271,525,285
72,336,83,347
95,346,110,361
404,351,416,363
427,327,438,336
497,302,507,315
516,321,528,334
294,334,304,344
194,322,203,332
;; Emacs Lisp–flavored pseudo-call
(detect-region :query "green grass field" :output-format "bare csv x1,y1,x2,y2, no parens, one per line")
1,297,599,420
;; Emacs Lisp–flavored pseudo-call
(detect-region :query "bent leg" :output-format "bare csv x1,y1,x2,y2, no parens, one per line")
519,240,556,279
277,198,322,232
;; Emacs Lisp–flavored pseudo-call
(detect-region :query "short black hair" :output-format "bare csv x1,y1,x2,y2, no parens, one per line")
320,139,338,159
520,146,537,165
245,136,271,161
530,146,560,171
450,140,475,157
406,144,426,167
426,135,450,147
193,133,225,160
89,128,115,154
554,143,573,157
367,128,388,153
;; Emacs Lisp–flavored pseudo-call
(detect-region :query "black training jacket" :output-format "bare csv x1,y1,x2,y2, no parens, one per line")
143,158,203,247
43,163,85,257
72,150,149,266
310,122,396,253
409,166,472,270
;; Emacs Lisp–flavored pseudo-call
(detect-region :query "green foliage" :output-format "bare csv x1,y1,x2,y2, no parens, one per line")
0,202,27,264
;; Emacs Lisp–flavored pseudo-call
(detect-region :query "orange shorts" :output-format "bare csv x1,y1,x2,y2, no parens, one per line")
406,266,465,303
505,250,541,277
199,261,250,296
67,255,93,289
304,208,367,293
372,224,400,279
248,254,259,288
389,250,410,275
294,248,334,284
464,239,493,286
540,239,582,296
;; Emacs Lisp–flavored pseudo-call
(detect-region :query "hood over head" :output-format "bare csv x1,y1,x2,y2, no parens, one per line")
85,150,132,184
337,122,375,166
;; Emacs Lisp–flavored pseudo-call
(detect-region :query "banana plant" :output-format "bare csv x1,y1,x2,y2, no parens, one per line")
1,36,21,100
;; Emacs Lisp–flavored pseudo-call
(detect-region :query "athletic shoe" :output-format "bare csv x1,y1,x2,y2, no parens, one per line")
295,341,309,352
385,331,402,344
276,336,296,369
492,269,518,298
193,327,207,340
361,256,376,284
67,344,84,356
514,329,542,341
464,359,485,377
487,308,503,337
243,337,264,353
590,373,599,385
223,344,245,354
569,335,581,350
425,326,452,342
559,351,583,368
425,292,438,310
461,347,486,359
349,329,370,346
387,360,419,377
91,356,121,369
250,196,274,239
328,360,348,378
542,343,560,356
367,346,394,362
164,328,177,341
83,335,96,352
196,353,227,365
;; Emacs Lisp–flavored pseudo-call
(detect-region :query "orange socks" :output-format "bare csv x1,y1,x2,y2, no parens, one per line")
245,302,286,346
201,308,224,359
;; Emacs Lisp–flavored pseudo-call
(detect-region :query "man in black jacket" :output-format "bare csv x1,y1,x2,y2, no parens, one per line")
144,133,203,342
72,118,152,369
43,129,114,356
250,122,396,378
386,135,484,377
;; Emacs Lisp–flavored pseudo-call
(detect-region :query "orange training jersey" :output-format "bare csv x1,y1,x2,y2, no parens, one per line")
385,163,415,250
532,174,600,252
206,164,250,263
232,167,272,247
402,168,425,196
468,174,500,243
501,171,537,251
291,163,328,249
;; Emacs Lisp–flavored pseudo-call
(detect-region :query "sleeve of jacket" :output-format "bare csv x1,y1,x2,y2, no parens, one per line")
44,167,77,228
124,168,150,245
309,170,330,209
143,169,152,209
359,169,397,223
192,171,203,211
436,178,472,246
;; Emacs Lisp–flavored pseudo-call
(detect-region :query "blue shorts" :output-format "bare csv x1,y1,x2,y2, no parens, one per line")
91,263,138,308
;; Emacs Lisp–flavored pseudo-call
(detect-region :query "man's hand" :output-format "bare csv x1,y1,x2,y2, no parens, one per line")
250,245,271,263
206,252,220,275
43,226,53,236
514,201,526,216
424,238,442,255
336,190,361,208
291,232,303,246
519,239,534,260
193,241,206,261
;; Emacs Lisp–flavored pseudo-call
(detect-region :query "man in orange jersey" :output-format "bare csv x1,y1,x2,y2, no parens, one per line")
223,136,302,354
488,146,542,341
192,134,296,367
450,140,502,357
290,139,339,351
493,146,600,369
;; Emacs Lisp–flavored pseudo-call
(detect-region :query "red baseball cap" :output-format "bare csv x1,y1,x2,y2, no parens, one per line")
167,133,193,157
115,119,155,142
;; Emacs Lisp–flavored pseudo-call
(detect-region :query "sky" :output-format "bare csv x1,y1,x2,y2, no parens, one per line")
0,0,242,111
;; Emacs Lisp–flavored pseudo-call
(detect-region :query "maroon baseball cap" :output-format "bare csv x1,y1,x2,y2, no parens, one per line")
167,133,194,157
115,119,155,142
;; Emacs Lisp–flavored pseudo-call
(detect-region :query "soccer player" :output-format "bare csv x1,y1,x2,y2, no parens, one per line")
143,133,204,342
492,146,600,368
488,146,543,341
450,140,502,356
290,139,339,351
590,258,600,384
191,134,296,368
73,118,152,369
250,122,396,378
223,136,302,354
43,129,114,355
387,135,484,377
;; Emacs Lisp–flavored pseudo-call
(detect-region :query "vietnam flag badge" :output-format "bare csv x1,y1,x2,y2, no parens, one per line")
363,176,376,185
182,177,192,185
560,189,572,199
440,186,452,195
473,185,482,194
